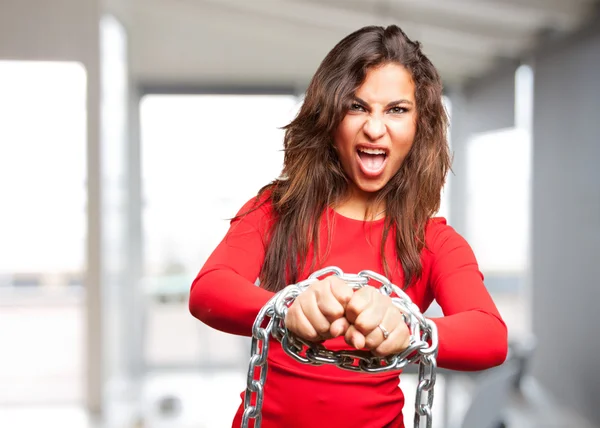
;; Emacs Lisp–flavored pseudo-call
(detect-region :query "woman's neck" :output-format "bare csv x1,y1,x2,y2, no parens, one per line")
333,190,385,221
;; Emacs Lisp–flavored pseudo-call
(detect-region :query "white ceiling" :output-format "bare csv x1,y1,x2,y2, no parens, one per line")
109,0,599,90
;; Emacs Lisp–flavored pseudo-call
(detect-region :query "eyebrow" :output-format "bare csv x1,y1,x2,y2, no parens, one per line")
353,96,414,107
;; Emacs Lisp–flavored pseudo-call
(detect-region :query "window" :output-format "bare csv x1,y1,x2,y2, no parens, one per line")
464,65,534,340
140,93,300,368
0,60,87,404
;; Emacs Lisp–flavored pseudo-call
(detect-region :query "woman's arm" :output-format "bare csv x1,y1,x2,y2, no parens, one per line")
426,221,509,371
189,197,275,336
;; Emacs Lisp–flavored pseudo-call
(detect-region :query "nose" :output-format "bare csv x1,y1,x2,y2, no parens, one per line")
363,116,386,140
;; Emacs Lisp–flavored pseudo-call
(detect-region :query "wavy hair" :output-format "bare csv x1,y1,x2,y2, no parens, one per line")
246,25,451,291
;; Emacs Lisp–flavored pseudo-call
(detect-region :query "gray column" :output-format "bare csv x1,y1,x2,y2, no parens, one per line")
530,20,600,426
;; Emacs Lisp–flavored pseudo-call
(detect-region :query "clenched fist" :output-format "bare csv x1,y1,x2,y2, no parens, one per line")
285,276,410,357
284,276,353,341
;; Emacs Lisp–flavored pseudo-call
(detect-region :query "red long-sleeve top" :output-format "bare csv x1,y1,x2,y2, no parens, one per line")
190,196,508,428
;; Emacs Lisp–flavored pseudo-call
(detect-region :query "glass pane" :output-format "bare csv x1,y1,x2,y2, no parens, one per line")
465,126,532,340
466,127,531,273
0,61,87,404
140,94,300,368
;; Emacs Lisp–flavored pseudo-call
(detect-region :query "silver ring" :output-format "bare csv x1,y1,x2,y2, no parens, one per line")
377,323,390,340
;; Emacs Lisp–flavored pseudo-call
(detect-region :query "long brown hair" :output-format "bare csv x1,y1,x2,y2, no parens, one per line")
246,25,450,291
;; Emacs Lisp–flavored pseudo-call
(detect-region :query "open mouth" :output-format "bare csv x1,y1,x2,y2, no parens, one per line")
356,147,388,176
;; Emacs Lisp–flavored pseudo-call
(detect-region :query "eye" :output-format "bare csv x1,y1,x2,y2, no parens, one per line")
349,103,366,112
388,106,407,114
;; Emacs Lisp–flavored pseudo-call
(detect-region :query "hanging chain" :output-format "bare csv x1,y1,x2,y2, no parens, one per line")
242,266,438,428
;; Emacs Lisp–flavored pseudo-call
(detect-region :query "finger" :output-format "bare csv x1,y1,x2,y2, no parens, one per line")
344,287,375,324
363,321,387,350
344,324,366,349
328,276,354,308
372,310,411,357
285,304,320,342
315,279,347,323
352,293,387,335
329,317,349,338
300,291,332,339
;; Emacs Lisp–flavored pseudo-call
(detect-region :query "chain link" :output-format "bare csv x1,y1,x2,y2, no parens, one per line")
242,267,438,428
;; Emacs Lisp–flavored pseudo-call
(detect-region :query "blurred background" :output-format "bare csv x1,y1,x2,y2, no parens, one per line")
0,0,599,427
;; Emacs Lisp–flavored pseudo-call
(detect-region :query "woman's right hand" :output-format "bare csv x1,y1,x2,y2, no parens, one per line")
284,276,354,342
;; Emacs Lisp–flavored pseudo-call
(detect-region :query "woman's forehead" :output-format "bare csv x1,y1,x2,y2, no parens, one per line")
354,64,415,103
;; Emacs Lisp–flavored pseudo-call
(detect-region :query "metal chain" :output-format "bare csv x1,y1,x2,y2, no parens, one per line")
242,266,438,428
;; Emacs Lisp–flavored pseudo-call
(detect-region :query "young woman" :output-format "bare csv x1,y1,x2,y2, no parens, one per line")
189,25,508,428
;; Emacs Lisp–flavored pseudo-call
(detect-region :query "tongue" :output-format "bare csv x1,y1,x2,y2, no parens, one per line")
358,152,385,171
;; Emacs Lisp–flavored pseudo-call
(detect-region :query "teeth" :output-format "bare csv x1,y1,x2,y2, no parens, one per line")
358,148,386,155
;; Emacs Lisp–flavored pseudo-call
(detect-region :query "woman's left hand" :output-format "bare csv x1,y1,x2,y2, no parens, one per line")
344,286,410,357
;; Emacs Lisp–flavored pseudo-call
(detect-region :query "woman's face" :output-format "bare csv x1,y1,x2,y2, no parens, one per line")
333,63,417,198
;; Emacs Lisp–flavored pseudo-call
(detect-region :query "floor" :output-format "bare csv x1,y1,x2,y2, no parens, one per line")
0,371,453,428
0,373,597,428
0,290,597,428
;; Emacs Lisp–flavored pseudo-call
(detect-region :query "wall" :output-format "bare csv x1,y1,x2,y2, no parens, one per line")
531,20,600,425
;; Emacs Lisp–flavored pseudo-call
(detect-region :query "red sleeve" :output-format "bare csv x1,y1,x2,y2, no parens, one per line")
425,220,508,371
188,196,275,336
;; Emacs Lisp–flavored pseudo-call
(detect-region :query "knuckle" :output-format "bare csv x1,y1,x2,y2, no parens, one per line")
329,276,343,286
315,324,330,335
306,285,319,297
285,320,297,335
285,307,297,323
374,344,390,357
345,299,359,315
295,293,309,306
288,299,299,310
364,335,379,349
353,317,367,332
313,281,329,296
344,325,356,340
352,288,367,300
304,331,319,341
367,286,378,294
355,320,374,336
319,278,332,288
322,305,344,318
